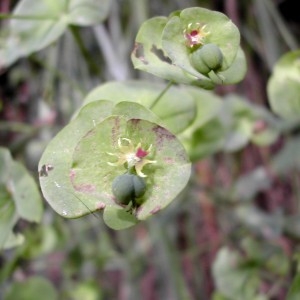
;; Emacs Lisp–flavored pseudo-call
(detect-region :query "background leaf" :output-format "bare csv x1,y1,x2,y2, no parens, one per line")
81,80,197,134
0,0,111,67
4,276,58,300
178,88,224,160
271,136,300,174
68,0,111,26
0,147,42,250
213,247,260,300
287,274,300,300
267,50,300,120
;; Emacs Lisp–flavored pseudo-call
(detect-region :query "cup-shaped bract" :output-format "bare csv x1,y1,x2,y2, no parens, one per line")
162,7,241,76
131,7,246,87
39,100,191,230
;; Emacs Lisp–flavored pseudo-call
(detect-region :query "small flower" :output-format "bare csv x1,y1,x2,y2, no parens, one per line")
107,138,156,177
183,22,210,49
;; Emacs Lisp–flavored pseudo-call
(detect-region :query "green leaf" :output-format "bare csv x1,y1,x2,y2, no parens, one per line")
68,0,111,26
11,159,43,222
103,206,139,230
221,96,255,152
2,232,24,250
4,276,58,300
71,116,191,221
112,102,161,125
212,292,230,300
284,215,300,239
287,274,300,300
179,88,224,160
68,280,102,300
241,237,289,276
186,118,225,160
271,136,300,174
0,190,17,250
180,92,278,158
0,0,67,66
213,247,260,300
21,225,58,258
185,87,223,127
0,0,111,67
131,17,214,89
81,80,197,134
233,167,271,201
221,95,279,151
267,50,300,120
235,204,283,237
0,147,42,250
182,94,254,155
39,100,114,218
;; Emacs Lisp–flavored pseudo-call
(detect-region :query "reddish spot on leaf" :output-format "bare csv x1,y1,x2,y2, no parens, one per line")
70,169,96,194
164,157,174,164
150,206,161,215
96,202,106,210
75,183,96,193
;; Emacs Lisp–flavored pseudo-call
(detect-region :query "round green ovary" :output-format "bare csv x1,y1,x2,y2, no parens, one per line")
190,43,223,74
112,174,146,205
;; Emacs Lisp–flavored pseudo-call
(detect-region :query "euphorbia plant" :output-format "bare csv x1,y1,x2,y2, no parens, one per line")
38,6,249,229
1,1,300,298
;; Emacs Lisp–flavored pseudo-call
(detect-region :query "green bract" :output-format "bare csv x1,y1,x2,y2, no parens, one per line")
267,50,300,121
39,100,191,230
4,276,58,300
179,92,279,161
131,7,246,87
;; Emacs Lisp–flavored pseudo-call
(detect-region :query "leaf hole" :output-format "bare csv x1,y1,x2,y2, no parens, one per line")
133,42,149,65
150,45,172,64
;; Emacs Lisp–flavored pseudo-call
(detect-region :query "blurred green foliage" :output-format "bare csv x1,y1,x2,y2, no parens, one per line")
0,0,300,299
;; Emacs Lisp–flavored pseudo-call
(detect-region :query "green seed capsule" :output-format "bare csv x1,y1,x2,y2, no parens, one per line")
190,43,223,74
112,174,146,205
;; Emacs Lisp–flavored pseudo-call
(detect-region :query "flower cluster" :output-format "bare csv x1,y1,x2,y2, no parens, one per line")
107,138,156,177
183,22,210,49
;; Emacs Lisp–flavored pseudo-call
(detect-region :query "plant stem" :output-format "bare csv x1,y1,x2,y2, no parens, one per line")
69,25,101,77
0,13,56,20
263,0,299,50
30,55,86,96
150,81,174,110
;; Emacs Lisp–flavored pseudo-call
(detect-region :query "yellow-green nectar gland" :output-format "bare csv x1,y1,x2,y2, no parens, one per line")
184,23,210,49
107,138,156,177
